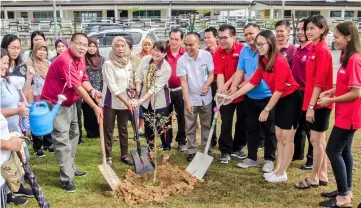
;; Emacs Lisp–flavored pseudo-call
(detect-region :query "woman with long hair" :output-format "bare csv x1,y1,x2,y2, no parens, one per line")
1,34,34,103
295,15,334,189
50,38,68,62
26,40,54,157
224,30,302,182
82,38,105,138
137,38,153,59
22,31,46,62
317,21,361,208
135,40,172,151
102,37,134,167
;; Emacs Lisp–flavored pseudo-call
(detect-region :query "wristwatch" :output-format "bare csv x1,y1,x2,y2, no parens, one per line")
264,106,271,112
309,104,315,110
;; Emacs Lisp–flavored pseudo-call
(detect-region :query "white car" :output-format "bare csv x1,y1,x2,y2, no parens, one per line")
88,28,159,56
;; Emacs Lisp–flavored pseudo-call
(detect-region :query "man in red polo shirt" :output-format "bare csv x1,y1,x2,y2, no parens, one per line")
275,20,296,67
204,27,219,147
214,24,246,164
291,18,314,170
166,28,187,151
41,33,103,192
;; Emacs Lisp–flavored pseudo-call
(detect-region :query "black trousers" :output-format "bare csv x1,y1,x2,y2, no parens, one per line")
32,132,53,150
210,81,217,142
143,105,172,150
326,126,355,196
219,101,247,154
76,99,83,140
168,89,186,145
244,96,276,161
293,91,313,164
82,100,100,138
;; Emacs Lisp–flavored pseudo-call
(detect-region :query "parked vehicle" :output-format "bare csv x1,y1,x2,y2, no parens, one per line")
82,23,128,36
88,28,159,56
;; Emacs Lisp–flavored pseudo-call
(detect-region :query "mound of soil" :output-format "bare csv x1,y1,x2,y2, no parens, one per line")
116,163,197,204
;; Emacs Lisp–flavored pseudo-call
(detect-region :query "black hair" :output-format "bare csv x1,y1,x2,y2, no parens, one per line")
256,30,278,72
185,32,201,41
30,31,45,50
0,34,22,68
296,18,308,41
1,48,10,82
204,27,218,37
275,20,291,28
153,40,167,53
336,21,361,68
304,15,329,40
169,28,184,39
244,23,260,30
218,24,236,36
125,39,134,50
71,33,88,42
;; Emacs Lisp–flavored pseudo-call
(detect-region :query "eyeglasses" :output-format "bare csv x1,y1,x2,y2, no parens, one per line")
72,41,88,49
217,36,233,41
255,42,269,48
7,46,21,51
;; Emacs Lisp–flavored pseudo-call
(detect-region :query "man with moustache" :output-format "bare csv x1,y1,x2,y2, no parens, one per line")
275,20,296,67
291,18,314,170
229,23,276,173
177,32,214,162
204,27,219,147
166,28,187,151
41,33,103,192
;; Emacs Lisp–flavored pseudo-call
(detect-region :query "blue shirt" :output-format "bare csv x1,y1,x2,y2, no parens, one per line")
0,78,21,133
237,45,272,99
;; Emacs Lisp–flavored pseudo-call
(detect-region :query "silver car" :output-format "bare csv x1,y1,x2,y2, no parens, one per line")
88,28,159,56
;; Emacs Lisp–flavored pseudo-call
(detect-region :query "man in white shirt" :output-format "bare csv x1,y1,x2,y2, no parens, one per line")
177,32,215,162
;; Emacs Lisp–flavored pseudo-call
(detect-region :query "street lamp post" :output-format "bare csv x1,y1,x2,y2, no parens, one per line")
281,0,285,19
53,0,58,38
168,0,172,19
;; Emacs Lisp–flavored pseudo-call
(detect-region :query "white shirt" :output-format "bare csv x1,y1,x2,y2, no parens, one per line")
177,50,214,106
102,60,133,110
0,113,11,186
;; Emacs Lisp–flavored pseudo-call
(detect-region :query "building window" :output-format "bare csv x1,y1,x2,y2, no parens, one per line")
133,10,161,20
8,11,14,19
295,10,320,18
172,10,196,17
345,11,354,18
74,11,102,21
21,12,28,19
330,11,342,17
33,11,60,21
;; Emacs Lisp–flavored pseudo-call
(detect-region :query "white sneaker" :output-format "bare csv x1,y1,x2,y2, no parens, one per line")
263,171,274,178
236,158,258,168
265,173,288,183
262,160,274,173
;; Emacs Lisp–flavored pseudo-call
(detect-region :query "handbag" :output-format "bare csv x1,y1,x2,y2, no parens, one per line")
0,151,25,192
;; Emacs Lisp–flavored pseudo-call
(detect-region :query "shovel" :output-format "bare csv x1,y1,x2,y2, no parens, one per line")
185,93,226,180
98,105,120,191
127,88,155,174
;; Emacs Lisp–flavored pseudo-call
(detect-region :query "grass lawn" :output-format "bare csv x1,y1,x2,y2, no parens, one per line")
10,113,361,208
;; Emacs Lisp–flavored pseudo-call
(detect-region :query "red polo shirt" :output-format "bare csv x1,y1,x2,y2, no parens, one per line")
214,42,244,103
291,43,313,90
335,53,361,130
250,55,299,97
41,49,88,106
166,46,185,88
302,40,334,111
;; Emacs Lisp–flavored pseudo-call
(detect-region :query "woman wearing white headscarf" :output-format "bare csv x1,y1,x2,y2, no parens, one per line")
102,37,134,167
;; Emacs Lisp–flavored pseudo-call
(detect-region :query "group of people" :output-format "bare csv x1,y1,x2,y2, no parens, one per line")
0,14,360,208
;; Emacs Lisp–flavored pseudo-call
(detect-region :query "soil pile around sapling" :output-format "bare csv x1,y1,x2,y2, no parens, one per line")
116,163,197,204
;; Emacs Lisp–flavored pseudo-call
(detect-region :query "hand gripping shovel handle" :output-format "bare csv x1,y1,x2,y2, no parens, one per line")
203,94,225,154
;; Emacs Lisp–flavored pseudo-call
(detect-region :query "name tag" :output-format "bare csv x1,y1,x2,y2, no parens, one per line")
232,53,240,59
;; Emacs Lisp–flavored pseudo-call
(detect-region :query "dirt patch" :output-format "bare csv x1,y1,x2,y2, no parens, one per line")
116,163,197,204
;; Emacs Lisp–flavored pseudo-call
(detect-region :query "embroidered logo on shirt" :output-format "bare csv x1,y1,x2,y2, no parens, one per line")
311,56,315,60
283,52,287,57
19,66,26,75
232,53,240,58
339,69,346,74
79,70,84,77
302,55,307,61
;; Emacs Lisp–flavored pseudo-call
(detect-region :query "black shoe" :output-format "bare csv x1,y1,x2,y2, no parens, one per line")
231,150,247,159
34,149,45,157
319,198,352,208
6,193,28,205
187,153,196,162
44,145,54,152
74,170,87,177
207,150,214,157
258,138,265,150
121,156,135,165
106,158,115,169
321,190,338,198
62,181,76,192
13,184,34,198
300,163,313,170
